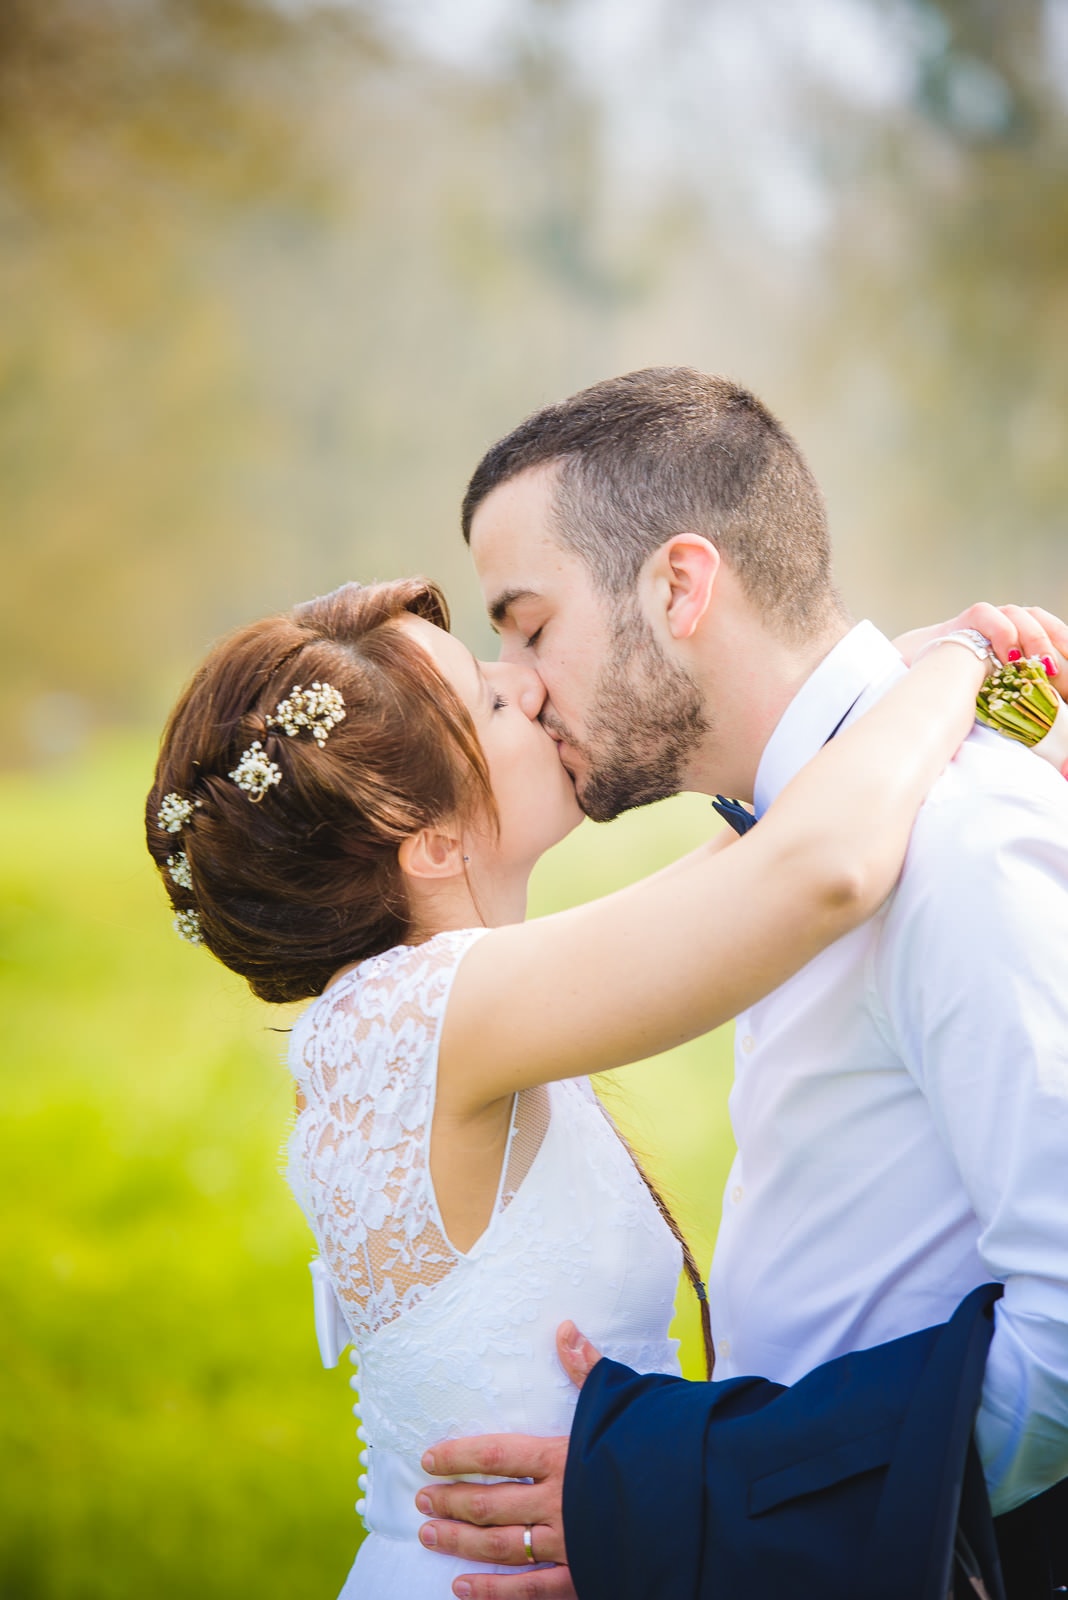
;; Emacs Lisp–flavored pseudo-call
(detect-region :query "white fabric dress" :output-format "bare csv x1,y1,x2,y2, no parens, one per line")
286,927,683,1598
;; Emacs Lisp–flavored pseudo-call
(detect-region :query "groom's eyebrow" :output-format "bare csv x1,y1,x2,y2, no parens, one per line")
488,587,540,630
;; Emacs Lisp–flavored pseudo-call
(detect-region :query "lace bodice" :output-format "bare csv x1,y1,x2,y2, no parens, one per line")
286,929,682,1551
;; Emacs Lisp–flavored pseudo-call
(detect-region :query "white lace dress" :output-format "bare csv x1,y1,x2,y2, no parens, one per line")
286,928,682,1598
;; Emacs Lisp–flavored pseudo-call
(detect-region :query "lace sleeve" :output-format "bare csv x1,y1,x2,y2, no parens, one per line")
285,929,487,1341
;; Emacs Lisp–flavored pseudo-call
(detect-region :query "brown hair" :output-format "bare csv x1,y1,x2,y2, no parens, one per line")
462,366,845,640
146,579,494,1004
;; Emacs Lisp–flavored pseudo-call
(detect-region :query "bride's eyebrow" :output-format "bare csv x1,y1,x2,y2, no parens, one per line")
471,655,493,707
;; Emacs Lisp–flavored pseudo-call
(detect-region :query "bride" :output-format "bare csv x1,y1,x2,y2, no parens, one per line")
147,577,1037,1598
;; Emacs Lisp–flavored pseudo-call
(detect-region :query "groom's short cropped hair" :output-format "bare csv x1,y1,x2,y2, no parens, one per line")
462,367,844,639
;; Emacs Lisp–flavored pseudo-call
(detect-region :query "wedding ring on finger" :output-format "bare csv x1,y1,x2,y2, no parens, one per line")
523,1524,536,1564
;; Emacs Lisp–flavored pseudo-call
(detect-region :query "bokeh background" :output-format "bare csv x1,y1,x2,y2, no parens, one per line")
3,1,1066,1594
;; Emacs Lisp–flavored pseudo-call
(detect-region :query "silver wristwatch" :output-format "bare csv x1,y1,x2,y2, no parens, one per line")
915,627,997,670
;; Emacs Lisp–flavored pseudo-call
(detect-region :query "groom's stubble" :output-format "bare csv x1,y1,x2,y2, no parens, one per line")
545,593,711,824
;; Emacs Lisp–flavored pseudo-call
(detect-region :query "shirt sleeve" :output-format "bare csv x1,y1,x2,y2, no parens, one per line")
874,742,1068,1513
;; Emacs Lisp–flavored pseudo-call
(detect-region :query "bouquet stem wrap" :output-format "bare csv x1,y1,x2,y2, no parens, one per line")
976,658,1068,776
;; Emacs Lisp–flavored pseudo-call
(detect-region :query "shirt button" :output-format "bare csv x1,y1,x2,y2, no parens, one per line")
731,1185,744,1205
740,1035,755,1055
718,1339,731,1360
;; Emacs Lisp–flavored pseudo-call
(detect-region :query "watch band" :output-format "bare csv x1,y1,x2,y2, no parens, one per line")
914,627,997,671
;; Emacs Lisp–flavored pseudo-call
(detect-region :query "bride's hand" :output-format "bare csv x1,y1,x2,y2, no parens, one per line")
894,604,1068,697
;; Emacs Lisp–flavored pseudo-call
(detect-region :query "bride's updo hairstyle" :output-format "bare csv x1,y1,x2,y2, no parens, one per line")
146,579,495,1004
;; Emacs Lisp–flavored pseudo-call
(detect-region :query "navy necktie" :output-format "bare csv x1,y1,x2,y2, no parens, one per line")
712,689,866,837
712,795,758,835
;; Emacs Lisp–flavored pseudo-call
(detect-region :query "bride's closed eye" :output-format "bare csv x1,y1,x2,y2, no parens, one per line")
492,692,509,711
524,627,543,649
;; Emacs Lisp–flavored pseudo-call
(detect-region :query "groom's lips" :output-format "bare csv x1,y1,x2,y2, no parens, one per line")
556,748,582,790
549,733,573,770
540,718,581,778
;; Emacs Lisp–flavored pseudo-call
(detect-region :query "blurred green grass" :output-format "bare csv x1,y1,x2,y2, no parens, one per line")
0,738,735,1597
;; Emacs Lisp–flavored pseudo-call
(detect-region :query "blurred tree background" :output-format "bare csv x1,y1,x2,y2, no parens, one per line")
2,1,1066,1594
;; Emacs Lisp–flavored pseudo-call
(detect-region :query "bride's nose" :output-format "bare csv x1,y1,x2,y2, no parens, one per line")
504,662,547,720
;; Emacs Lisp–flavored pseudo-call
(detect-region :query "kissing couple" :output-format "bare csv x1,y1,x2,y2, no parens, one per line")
148,369,1068,1599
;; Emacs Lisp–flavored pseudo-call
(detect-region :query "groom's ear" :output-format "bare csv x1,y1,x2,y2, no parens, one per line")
398,826,466,882
652,534,721,641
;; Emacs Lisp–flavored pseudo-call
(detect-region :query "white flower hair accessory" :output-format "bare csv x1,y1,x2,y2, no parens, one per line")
267,682,346,748
167,851,193,891
173,908,203,945
229,741,283,803
158,792,200,833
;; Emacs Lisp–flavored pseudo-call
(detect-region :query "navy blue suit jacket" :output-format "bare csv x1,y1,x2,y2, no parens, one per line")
564,1284,1065,1600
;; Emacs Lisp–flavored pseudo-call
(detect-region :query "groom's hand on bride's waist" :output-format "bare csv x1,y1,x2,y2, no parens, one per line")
414,1323,602,1600
417,1436,571,1600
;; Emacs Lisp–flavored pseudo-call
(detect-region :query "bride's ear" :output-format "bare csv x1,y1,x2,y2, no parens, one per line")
650,534,720,641
398,826,466,883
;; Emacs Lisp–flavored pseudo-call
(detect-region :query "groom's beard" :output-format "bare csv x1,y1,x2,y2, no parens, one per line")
549,601,710,824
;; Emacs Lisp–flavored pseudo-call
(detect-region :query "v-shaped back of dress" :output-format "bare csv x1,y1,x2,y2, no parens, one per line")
287,928,682,1596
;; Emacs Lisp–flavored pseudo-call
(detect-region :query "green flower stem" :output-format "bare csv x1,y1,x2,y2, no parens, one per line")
976,658,1061,748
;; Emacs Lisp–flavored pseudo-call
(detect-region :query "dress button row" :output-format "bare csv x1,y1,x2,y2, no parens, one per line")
718,1338,731,1360
348,1350,366,1519
731,1185,744,1205
740,1035,756,1055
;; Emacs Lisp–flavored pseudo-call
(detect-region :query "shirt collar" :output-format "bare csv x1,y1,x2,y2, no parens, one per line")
753,620,905,818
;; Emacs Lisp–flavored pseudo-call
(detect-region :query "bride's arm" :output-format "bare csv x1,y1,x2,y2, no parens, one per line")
439,640,989,1110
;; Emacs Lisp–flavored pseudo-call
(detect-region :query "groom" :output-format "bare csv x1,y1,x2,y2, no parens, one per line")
416,369,1068,1596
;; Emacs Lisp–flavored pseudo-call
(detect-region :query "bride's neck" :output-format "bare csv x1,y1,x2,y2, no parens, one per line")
409,864,532,939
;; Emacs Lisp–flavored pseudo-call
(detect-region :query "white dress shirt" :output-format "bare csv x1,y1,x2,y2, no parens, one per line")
707,621,1068,1514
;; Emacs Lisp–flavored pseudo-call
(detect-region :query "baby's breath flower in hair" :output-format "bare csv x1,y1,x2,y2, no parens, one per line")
229,741,283,803
267,682,346,747
158,792,199,832
173,908,203,945
167,851,193,890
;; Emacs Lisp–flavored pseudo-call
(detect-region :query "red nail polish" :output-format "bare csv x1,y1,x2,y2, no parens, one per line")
1007,649,1022,663
1042,656,1056,677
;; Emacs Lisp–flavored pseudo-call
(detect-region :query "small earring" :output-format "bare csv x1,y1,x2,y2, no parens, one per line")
463,855,470,863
